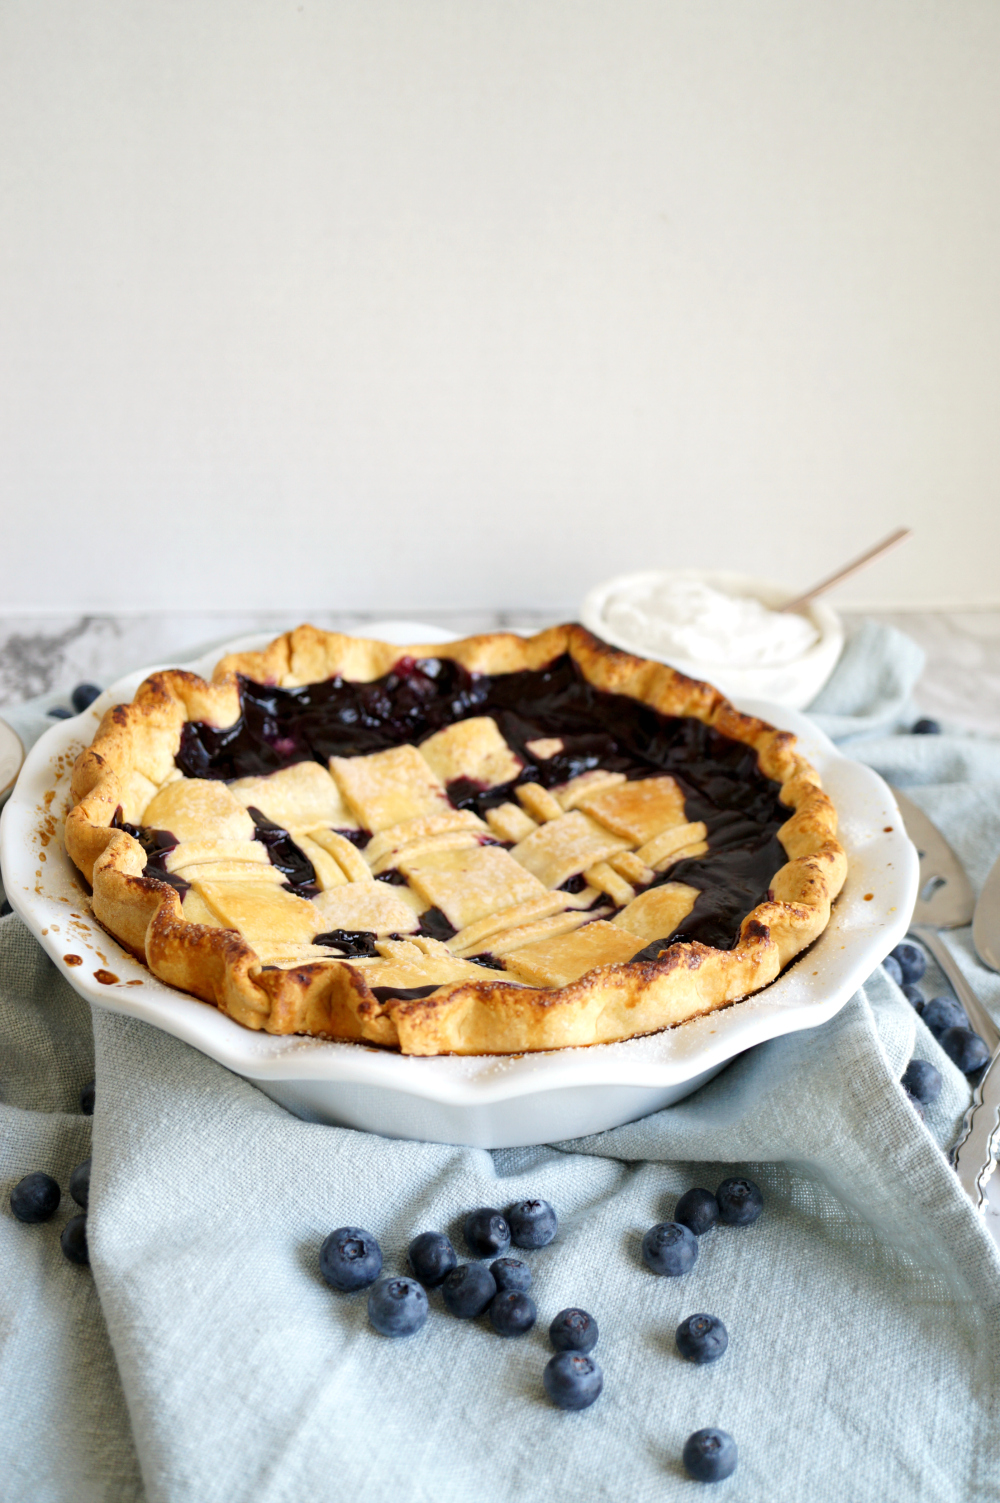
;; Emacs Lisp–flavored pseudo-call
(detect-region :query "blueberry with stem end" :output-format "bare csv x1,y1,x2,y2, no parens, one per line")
490,1257,531,1293
490,1290,537,1337
549,1307,599,1353
61,1214,89,1266
891,941,926,985
506,1198,558,1249
901,1059,942,1107
882,955,903,987
10,1172,60,1224
716,1177,764,1227
543,1352,603,1411
407,1230,457,1288
79,1079,95,1115
69,1158,91,1209
676,1314,729,1365
682,1428,738,1484
442,1262,497,1318
367,1277,428,1337
674,1188,720,1237
921,997,969,1038
71,683,102,714
463,1206,510,1258
641,1221,698,1277
319,1227,382,1291
940,1027,990,1076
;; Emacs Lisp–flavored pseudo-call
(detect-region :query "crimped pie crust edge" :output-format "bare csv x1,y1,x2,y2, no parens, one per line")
64,624,847,1055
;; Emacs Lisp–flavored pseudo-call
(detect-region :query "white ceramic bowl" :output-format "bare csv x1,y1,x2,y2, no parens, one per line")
581,568,845,710
0,624,916,1149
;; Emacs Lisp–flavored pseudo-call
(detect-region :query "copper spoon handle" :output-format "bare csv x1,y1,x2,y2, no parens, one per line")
779,527,913,614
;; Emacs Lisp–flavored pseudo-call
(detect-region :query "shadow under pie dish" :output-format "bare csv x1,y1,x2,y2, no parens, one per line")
64,624,847,1056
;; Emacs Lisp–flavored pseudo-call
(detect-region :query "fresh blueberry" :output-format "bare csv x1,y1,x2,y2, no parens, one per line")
676,1313,729,1365
901,1058,943,1106
407,1230,457,1288
0,899,12,917
506,1198,558,1249
674,1188,720,1237
902,984,924,1009
716,1177,764,1227
46,706,73,719
682,1428,738,1484
891,941,927,985
641,1221,698,1277
489,1290,537,1337
904,1090,926,1121
543,1352,603,1411
882,955,903,987
442,1262,497,1318
61,1213,89,1266
940,1027,990,1076
549,1307,599,1353
10,1171,60,1224
463,1206,510,1258
71,683,102,714
69,1158,91,1210
367,1276,428,1337
79,1079,95,1115
921,996,969,1038
491,1257,532,1293
912,718,941,735
319,1226,383,1291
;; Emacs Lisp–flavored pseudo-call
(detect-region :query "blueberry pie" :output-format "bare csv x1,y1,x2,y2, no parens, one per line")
65,625,846,1054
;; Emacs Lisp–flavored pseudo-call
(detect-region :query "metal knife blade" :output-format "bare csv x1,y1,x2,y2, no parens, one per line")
973,852,1000,974
891,787,974,929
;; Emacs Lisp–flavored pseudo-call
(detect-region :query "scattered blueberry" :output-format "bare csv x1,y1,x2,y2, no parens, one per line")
913,718,941,735
463,1206,510,1258
902,984,924,1009
891,941,927,985
442,1262,497,1318
0,899,12,917
79,1079,95,1116
682,1428,738,1484
69,1158,91,1210
491,1257,532,1293
10,1171,60,1224
676,1313,729,1365
882,955,903,987
543,1352,603,1411
506,1198,558,1249
319,1227,383,1291
921,996,969,1038
904,1091,926,1121
489,1290,537,1337
641,1221,698,1277
901,1059,943,1107
940,1027,990,1076
549,1307,599,1353
46,706,73,719
71,683,102,714
367,1276,428,1337
61,1213,89,1266
715,1177,764,1227
407,1230,457,1288
674,1188,720,1237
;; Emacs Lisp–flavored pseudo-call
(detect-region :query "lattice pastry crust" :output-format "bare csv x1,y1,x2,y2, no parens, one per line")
65,624,846,1055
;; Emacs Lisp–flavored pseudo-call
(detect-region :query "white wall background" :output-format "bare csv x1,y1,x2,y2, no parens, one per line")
1,0,998,614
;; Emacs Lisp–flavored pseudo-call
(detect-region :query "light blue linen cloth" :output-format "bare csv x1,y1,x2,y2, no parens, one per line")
1,621,999,1503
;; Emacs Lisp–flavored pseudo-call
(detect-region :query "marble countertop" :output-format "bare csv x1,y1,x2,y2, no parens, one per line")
1,607,999,735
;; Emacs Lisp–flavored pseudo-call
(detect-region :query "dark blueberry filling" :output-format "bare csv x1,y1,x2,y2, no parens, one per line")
313,929,380,957
113,812,190,899
371,984,442,1004
415,907,457,942
165,651,786,954
375,868,408,885
247,807,318,897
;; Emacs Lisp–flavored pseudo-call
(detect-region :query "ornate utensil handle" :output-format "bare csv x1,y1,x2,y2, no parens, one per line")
952,1048,1000,1212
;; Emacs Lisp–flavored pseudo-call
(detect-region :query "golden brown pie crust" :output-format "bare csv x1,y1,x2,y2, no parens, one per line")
64,624,846,1055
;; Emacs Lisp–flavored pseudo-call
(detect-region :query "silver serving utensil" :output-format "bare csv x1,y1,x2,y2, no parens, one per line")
890,788,1000,1212
973,851,1000,974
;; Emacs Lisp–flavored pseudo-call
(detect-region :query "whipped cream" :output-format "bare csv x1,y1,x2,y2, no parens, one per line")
601,579,819,669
